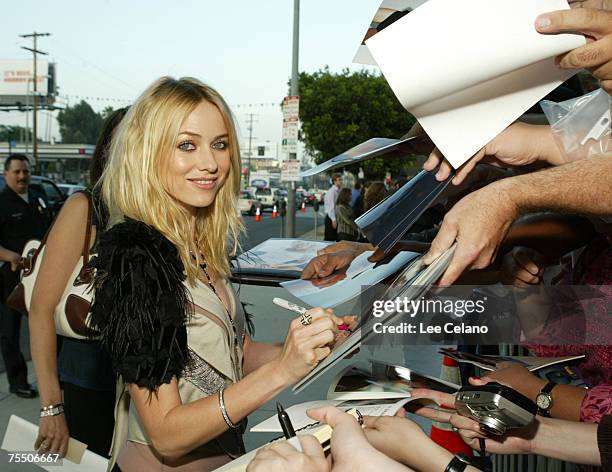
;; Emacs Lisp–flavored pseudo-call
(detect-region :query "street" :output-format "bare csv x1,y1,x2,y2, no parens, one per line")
241,206,323,249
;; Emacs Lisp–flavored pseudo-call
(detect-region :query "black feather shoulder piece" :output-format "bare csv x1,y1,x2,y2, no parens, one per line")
88,219,191,391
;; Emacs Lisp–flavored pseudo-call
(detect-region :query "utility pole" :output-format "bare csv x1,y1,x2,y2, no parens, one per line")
245,113,258,186
287,0,300,238
20,31,50,174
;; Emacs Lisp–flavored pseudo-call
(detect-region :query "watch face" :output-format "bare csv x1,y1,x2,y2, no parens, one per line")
536,393,552,409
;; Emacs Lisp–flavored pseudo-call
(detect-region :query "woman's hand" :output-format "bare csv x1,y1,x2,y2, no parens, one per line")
275,308,340,384
363,415,452,471
307,406,412,472
471,363,546,401
499,247,546,287
246,436,328,472
35,414,70,457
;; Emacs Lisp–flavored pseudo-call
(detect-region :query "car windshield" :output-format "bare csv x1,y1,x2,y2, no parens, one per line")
256,188,271,196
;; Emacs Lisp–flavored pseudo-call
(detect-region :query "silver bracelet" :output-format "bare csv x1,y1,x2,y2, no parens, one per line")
40,403,64,418
218,388,239,429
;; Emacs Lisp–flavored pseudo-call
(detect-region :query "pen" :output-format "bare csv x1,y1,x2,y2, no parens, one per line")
272,297,351,331
277,402,302,452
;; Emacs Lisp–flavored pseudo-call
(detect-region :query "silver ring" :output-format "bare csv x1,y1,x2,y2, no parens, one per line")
300,313,312,326
451,426,459,433
356,409,364,426
38,441,50,452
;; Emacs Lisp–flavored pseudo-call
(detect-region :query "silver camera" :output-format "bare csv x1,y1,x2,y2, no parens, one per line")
454,383,537,435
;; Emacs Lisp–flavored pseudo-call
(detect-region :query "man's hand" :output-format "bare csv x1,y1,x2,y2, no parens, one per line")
318,241,374,256
331,219,338,230
423,180,519,286
536,8,612,93
423,123,561,185
301,251,356,280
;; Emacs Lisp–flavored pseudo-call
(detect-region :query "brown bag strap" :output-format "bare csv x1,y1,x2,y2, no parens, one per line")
22,190,93,277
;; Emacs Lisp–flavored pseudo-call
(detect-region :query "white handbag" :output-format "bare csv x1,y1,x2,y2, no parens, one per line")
6,192,98,339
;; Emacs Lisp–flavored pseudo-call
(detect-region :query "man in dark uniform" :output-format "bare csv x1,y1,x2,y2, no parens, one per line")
0,154,51,398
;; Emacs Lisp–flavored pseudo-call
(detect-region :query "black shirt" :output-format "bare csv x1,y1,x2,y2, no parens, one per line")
0,185,51,295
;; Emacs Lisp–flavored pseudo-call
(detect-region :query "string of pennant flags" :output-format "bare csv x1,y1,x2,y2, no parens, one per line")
56,94,282,109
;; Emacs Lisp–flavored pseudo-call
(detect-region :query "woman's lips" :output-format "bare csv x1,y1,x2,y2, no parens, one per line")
188,178,217,190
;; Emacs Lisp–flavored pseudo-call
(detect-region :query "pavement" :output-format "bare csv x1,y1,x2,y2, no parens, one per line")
0,207,444,470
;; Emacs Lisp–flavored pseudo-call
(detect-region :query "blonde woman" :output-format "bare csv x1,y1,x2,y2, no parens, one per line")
89,77,350,471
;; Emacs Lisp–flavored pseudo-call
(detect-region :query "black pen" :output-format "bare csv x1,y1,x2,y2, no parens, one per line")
276,402,303,451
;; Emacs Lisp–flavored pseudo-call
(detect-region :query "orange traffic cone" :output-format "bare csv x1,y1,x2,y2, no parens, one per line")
430,355,473,456
300,201,306,212
255,206,261,222
272,205,278,219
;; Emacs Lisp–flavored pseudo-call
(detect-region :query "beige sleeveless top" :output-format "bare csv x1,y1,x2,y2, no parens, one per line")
109,278,246,469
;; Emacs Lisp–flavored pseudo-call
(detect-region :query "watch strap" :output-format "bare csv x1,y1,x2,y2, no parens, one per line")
541,381,556,394
444,454,471,472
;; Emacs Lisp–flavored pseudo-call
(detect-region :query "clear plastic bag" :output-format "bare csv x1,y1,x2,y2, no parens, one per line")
541,88,611,162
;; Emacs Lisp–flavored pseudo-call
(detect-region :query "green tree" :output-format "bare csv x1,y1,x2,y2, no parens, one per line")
296,67,416,179
0,125,32,143
56,100,106,144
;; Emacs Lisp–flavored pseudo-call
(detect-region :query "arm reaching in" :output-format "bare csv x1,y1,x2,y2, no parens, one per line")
424,154,612,285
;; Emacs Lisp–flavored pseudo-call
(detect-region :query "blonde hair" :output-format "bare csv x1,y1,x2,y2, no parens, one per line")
99,76,243,285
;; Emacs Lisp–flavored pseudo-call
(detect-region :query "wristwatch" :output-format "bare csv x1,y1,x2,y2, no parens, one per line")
535,381,556,417
40,403,64,418
444,453,472,472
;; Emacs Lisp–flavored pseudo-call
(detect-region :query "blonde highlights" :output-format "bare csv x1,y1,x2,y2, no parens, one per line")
99,76,243,285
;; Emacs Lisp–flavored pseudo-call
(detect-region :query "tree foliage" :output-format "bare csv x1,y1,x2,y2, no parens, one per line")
0,125,32,143
296,67,416,179
57,100,107,144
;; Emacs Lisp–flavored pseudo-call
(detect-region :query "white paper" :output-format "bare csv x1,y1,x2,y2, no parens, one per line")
1,415,108,472
365,0,586,168
280,250,419,308
234,239,331,272
250,398,413,433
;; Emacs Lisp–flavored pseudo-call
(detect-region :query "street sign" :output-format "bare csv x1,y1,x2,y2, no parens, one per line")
281,117,299,154
282,95,299,119
280,159,301,182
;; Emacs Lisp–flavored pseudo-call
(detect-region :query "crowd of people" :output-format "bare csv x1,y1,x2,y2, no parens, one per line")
0,1,610,471
323,175,389,242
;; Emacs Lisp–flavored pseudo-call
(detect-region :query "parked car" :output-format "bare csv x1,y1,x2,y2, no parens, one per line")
238,190,260,216
0,174,66,218
254,187,279,210
58,183,87,197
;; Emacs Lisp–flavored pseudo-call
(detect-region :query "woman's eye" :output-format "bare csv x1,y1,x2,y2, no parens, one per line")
212,141,229,151
178,141,196,151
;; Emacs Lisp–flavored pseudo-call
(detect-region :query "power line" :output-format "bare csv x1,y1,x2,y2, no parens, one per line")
20,31,51,172
47,37,139,92
245,113,259,185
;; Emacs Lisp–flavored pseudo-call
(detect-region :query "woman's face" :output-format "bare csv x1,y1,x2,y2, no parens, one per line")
166,100,231,215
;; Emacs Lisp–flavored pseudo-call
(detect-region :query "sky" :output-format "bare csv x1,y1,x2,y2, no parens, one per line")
0,0,388,148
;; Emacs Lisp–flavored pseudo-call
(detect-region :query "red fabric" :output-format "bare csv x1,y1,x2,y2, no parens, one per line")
527,236,612,424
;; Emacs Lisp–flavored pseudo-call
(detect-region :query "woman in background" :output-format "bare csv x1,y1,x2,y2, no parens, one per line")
336,188,359,242
29,108,128,457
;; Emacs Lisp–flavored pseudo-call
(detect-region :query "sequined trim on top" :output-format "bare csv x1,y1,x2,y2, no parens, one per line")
183,349,227,395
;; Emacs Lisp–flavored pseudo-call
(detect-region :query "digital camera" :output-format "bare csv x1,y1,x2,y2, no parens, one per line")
454,383,537,435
